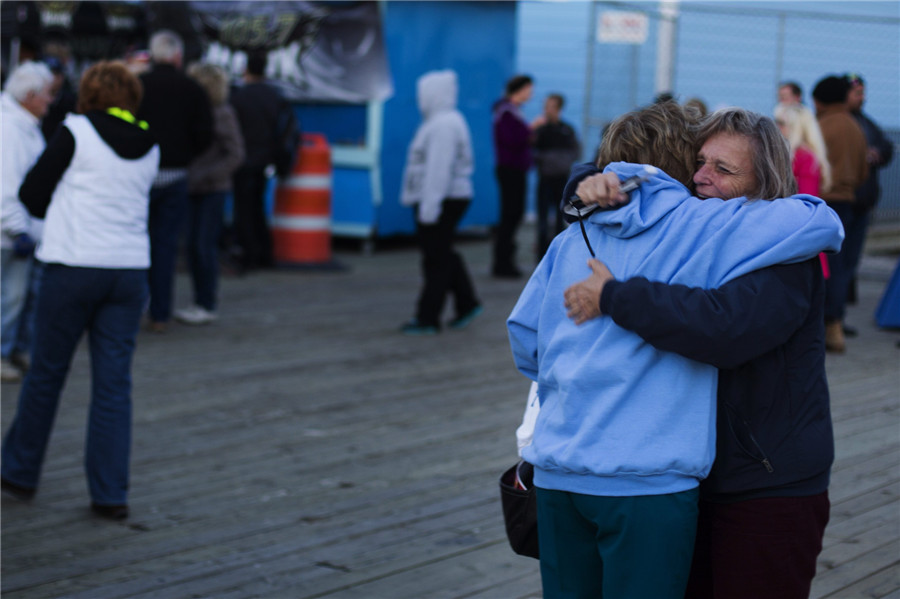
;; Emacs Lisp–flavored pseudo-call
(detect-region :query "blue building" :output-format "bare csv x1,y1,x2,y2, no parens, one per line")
297,1,518,240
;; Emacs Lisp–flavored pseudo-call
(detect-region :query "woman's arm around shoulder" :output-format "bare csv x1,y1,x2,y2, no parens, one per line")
601,260,818,369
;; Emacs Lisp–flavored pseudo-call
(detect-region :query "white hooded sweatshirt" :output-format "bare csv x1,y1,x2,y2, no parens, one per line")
1,93,45,249
400,70,474,224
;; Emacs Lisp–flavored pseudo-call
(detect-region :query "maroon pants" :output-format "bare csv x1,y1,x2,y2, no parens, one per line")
685,492,830,599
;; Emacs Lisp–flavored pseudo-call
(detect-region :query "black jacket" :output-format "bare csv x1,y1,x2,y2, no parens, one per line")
851,110,895,211
533,120,580,177
230,80,296,171
600,259,834,502
138,63,213,169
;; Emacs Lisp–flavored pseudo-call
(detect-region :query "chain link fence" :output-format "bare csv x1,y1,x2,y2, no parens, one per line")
578,1,900,223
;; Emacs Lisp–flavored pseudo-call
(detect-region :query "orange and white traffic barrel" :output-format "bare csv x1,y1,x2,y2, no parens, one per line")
272,133,334,266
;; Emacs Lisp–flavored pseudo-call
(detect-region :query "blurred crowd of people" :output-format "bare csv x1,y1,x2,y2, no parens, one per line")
2,31,300,381
0,24,893,529
0,31,298,518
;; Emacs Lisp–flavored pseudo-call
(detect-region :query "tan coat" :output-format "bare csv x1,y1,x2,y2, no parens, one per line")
817,104,868,203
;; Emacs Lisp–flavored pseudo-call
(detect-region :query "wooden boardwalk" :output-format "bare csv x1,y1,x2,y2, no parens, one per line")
2,225,898,599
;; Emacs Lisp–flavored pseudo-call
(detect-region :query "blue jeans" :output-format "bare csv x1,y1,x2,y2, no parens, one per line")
1,264,148,505
148,179,189,322
186,191,226,310
14,259,45,359
825,203,868,321
1,248,33,359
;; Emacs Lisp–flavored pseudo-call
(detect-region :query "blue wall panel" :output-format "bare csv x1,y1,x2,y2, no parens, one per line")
379,1,518,237
519,1,899,130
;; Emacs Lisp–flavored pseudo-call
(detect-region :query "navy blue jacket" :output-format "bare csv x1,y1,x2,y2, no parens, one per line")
600,259,834,502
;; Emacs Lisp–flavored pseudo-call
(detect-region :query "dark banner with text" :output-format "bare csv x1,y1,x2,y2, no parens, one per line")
190,1,393,103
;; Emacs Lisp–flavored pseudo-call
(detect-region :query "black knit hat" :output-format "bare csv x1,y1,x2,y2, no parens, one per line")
812,75,850,105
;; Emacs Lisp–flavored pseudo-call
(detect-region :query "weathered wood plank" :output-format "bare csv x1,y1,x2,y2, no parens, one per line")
810,540,900,598
2,231,897,599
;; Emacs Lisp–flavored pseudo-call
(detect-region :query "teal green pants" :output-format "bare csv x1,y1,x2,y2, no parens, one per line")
536,487,699,599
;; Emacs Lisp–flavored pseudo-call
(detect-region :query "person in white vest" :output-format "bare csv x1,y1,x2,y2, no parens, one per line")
0,61,53,382
1,61,160,521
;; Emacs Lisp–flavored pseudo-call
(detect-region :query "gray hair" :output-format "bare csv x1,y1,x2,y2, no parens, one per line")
149,30,183,64
3,61,53,103
697,107,797,200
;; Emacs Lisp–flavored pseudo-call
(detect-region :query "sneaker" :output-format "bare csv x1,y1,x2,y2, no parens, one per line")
400,320,439,336
1,359,22,383
174,305,218,325
449,305,483,330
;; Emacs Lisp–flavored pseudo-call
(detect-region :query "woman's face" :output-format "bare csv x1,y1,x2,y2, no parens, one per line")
511,83,533,106
693,133,758,199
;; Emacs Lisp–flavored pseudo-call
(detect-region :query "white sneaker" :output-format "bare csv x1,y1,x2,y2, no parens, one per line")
174,305,218,325
1,359,22,383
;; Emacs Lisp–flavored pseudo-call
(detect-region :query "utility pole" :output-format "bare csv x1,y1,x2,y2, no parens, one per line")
654,0,679,96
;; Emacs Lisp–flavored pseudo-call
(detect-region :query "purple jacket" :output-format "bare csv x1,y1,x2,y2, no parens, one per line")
492,99,532,171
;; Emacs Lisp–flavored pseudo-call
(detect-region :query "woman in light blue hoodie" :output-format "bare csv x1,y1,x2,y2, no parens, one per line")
507,102,844,598
400,70,481,335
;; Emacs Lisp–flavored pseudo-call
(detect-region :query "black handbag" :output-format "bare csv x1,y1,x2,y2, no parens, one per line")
499,460,539,559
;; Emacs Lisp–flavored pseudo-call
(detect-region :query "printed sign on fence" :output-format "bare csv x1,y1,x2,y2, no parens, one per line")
597,11,649,44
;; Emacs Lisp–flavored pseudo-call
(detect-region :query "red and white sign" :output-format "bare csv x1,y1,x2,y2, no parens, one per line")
598,11,649,44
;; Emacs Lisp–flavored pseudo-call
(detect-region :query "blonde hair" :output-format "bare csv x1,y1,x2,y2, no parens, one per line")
774,102,832,193
187,62,229,106
597,101,699,189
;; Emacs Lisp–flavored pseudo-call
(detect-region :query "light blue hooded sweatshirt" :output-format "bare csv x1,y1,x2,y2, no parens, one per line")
507,162,844,497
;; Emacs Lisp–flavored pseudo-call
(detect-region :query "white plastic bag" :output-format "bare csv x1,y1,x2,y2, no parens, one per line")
515,382,540,456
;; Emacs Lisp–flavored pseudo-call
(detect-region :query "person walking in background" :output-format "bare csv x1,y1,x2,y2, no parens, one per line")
843,72,895,330
174,63,245,326
137,30,213,333
399,70,481,336
491,74,534,279
812,75,869,352
532,93,580,260
229,51,300,273
1,61,159,520
1,61,53,383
